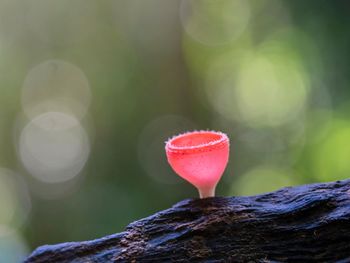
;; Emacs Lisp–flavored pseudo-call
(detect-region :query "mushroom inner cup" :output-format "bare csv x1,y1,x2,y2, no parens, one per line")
166,131,228,154
172,132,221,147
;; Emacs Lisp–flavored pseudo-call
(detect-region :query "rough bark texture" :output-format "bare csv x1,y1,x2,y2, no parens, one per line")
25,179,350,262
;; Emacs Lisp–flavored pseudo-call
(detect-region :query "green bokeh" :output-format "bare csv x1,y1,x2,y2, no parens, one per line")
0,0,348,256
230,166,299,196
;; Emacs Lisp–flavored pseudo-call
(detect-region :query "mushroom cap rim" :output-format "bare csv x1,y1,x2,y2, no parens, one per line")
165,130,229,153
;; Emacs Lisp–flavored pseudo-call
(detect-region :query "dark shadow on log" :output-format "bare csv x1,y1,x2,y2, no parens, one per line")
25,179,350,262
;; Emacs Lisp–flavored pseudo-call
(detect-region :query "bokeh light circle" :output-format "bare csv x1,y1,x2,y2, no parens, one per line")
19,112,90,183
180,0,250,45
235,55,307,126
22,60,91,120
206,43,309,128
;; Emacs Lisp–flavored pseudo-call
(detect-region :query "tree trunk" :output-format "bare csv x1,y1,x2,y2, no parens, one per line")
25,179,350,262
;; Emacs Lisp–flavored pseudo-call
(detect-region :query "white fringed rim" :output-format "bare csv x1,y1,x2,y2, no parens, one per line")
165,130,229,153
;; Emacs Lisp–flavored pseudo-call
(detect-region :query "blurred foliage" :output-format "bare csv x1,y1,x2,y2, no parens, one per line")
0,0,349,261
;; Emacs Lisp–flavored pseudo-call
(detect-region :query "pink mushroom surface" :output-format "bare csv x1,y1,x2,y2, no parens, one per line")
165,130,229,198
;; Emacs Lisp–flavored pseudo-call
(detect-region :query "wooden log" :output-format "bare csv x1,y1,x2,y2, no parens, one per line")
25,179,350,262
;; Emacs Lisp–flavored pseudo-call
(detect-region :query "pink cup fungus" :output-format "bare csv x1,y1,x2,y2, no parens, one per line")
165,130,230,198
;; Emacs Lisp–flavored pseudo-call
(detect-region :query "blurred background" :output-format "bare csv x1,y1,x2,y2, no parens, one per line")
0,0,349,261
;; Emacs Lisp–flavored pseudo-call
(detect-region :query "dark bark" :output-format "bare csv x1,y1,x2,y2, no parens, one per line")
25,179,350,262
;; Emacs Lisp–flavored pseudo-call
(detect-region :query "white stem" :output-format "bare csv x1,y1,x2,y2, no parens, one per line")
198,186,216,198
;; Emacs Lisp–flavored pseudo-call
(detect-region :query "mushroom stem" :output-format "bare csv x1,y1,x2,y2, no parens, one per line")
198,186,216,199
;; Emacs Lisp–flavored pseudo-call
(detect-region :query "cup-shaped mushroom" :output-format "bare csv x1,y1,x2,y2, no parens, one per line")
165,131,229,198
